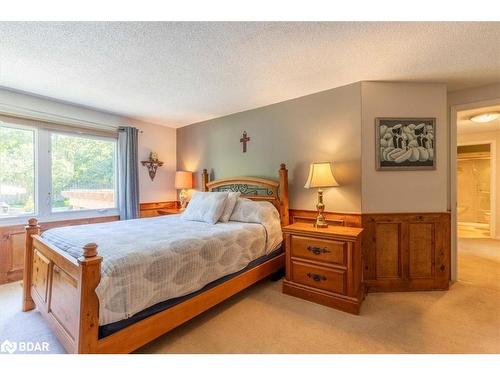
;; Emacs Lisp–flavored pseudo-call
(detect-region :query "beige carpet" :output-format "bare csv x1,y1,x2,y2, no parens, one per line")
1,238,498,354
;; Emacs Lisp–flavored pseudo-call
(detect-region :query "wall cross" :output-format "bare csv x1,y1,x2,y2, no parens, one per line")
240,131,250,153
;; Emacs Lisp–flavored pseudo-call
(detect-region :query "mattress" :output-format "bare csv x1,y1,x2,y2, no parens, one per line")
41,214,282,325
98,247,283,338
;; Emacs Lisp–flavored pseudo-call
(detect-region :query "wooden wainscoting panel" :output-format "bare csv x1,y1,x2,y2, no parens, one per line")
0,226,28,284
374,223,401,279
0,215,118,285
140,201,179,218
362,212,450,292
289,209,362,228
408,223,434,279
10,232,25,274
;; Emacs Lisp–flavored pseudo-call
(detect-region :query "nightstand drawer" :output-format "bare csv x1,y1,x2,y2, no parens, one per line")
290,235,346,265
291,261,345,294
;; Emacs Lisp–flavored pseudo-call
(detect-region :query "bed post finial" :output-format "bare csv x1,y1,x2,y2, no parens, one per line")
23,218,41,311
279,163,290,226
202,169,209,192
82,243,98,258
27,217,39,227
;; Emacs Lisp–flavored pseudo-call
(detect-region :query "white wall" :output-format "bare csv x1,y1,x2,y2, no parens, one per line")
135,120,177,203
448,83,500,107
0,88,177,204
361,82,448,213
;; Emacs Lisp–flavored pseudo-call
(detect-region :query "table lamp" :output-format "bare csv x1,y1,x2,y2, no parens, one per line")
304,161,339,228
175,171,193,209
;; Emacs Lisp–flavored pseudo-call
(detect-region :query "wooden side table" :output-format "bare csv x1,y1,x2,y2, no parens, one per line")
282,222,364,314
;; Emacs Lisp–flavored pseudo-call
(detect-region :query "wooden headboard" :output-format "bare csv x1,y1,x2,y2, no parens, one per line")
202,163,290,227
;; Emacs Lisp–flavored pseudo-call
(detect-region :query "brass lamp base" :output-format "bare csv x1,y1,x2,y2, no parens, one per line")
314,189,328,228
315,214,329,228
179,189,188,209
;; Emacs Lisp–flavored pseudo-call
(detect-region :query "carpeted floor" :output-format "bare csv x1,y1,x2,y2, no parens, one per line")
1,238,498,354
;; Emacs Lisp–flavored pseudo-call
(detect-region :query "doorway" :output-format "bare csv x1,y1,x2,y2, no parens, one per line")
452,102,499,287
457,143,492,238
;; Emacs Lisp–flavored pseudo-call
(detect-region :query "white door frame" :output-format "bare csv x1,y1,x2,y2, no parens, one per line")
450,98,500,281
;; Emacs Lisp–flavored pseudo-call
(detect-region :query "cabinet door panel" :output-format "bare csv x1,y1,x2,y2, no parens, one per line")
375,223,401,279
409,223,435,279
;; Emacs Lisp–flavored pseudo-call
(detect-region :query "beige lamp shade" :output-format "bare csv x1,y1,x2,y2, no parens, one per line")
174,171,193,189
304,162,339,189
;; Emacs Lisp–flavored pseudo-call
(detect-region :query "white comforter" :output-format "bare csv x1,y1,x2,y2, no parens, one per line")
41,214,282,325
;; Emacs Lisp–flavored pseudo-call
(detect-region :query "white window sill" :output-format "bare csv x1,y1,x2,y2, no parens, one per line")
0,208,119,227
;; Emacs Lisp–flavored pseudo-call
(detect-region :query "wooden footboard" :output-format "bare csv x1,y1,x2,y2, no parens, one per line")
23,218,102,353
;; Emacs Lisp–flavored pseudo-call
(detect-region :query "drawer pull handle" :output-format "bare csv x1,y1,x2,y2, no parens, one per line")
307,246,330,255
306,272,327,282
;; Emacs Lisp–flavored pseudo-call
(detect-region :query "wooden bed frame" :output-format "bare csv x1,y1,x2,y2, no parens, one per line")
22,164,289,354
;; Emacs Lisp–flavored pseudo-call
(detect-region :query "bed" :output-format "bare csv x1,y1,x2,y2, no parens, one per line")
22,164,290,353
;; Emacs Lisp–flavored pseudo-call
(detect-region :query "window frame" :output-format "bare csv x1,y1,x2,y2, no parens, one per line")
0,118,119,225
0,121,38,221
48,129,119,216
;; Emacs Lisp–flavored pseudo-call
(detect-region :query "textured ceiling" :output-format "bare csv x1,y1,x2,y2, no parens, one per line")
1,22,499,128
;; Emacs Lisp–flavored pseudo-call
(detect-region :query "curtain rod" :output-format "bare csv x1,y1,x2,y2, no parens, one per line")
0,102,127,132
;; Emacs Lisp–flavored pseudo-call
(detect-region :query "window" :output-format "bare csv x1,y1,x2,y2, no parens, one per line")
0,116,118,222
51,133,117,212
0,124,36,218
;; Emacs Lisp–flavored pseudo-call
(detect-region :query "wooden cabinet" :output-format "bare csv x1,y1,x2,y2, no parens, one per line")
362,213,450,292
282,222,364,314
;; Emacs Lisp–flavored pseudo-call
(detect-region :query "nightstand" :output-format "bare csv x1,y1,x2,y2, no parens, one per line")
157,208,184,216
282,222,364,314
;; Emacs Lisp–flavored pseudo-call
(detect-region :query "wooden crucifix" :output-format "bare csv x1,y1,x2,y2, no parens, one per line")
240,131,250,153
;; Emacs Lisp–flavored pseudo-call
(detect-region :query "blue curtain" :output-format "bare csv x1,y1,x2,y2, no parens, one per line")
118,127,139,220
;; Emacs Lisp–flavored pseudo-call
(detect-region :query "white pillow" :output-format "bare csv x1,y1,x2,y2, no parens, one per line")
229,198,283,252
229,198,277,223
219,192,241,223
181,192,229,224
